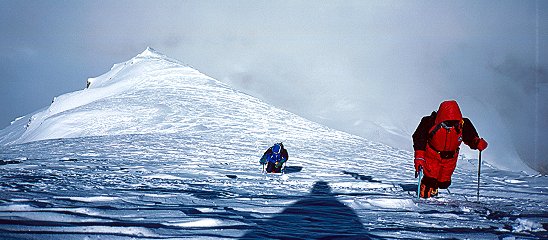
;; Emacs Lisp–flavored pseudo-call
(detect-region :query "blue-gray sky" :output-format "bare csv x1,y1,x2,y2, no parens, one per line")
1,0,547,173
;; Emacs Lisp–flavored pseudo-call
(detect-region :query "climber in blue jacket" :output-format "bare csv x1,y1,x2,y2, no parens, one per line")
259,143,289,173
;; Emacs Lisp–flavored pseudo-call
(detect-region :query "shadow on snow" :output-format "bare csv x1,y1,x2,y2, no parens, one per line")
241,181,376,239
283,166,303,174
342,171,382,183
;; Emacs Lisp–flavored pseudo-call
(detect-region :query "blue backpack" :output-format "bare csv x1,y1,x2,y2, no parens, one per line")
267,143,283,163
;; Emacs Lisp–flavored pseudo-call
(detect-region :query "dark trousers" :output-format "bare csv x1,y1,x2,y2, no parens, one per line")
266,162,282,173
421,175,452,190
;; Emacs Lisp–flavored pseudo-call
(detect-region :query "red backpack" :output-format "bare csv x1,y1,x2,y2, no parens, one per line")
428,101,464,159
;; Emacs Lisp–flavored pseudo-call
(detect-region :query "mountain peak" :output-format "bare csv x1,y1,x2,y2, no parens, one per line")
135,47,166,59
0,48,291,145
132,47,186,68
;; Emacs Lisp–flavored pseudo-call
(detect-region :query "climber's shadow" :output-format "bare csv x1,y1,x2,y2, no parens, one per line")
242,181,374,239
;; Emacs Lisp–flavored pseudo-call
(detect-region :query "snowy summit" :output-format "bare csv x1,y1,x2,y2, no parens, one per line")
0,48,546,239
2,47,239,144
0,47,355,147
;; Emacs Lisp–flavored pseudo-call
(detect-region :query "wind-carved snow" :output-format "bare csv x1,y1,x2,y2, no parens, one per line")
0,48,546,239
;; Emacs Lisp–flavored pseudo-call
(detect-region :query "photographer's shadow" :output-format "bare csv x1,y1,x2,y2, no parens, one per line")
242,181,374,239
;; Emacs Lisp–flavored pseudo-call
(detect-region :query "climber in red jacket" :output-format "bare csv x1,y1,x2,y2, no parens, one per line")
412,100,488,198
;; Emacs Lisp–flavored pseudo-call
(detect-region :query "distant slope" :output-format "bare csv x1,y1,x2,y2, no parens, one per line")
0,48,353,146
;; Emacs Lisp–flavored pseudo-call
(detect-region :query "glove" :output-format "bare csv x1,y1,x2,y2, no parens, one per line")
414,150,426,178
259,155,267,164
475,138,488,151
275,158,287,168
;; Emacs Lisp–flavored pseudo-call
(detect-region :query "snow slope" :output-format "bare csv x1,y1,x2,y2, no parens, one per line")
1,48,243,145
0,48,546,239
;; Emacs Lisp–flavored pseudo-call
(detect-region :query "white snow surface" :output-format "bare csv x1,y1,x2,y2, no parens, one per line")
0,48,546,239
1,47,228,145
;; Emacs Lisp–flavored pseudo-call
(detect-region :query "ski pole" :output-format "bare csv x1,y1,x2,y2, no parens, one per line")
476,150,482,202
417,167,423,200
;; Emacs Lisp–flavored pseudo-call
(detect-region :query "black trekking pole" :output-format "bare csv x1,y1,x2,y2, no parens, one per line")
476,150,482,202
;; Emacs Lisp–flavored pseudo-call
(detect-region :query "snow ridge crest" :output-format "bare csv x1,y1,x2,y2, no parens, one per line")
135,47,169,60
0,48,216,145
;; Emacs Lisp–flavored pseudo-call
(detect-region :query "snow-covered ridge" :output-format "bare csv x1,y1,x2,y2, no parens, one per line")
0,47,345,146
85,47,194,88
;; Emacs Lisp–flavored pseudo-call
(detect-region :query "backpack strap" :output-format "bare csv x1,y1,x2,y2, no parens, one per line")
428,122,443,140
429,119,464,139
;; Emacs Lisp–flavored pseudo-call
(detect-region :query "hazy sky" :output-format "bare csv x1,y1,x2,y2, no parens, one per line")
1,1,546,173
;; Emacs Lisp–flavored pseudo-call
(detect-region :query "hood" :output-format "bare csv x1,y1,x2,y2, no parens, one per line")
435,100,463,125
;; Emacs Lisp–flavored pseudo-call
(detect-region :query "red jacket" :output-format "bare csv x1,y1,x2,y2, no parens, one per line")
413,101,482,155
